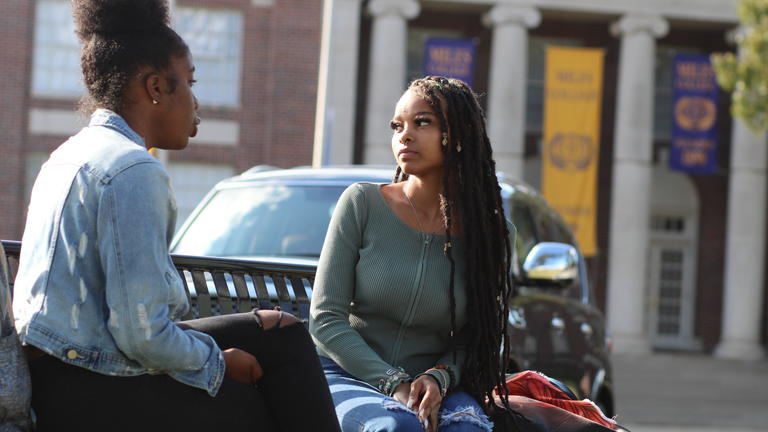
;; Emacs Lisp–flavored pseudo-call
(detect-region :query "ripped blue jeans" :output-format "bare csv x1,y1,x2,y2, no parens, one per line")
321,357,493,432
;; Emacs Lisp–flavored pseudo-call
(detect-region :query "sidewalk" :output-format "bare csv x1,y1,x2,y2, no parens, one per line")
611,352,768,432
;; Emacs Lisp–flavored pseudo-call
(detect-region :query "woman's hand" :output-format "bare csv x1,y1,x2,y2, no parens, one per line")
222,348,263,383
408,375,442,432
392,381,411,405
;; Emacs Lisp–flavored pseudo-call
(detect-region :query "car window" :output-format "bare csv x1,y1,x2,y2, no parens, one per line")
552,215,575,245
172,185,345,258
510,196,537,271
512,191,583,299
540,208,571,244
539,208,581,299
532,203,557,243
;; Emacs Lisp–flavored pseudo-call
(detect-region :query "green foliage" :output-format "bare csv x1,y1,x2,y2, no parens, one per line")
712,0,768,132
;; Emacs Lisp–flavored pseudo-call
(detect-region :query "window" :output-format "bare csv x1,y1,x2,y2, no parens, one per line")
30,3,245,106
174,8,243,108
166,162,235,230
654,46,702,141
526,37,582,133
510,196,538,268
548,213,575,245
655,248,685,336
406,27,464,85
512,192,582,298
651,215,686,233
172,185,345,258
31,0,83,98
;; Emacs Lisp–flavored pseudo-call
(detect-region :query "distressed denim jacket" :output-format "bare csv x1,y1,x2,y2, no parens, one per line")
13,110,225,395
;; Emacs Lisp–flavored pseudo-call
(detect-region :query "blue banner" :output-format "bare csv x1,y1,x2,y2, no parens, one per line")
423,38,475,87
670,54,719,174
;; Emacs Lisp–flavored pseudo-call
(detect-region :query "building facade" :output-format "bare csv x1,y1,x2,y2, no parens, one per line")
1,0,765,359
0,0,322,237
314,0,767,359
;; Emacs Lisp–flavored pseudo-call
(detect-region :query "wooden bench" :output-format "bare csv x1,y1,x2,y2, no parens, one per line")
1,240,316,322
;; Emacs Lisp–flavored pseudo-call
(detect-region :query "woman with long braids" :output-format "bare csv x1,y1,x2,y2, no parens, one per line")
309,76,515,432
13,1,339,431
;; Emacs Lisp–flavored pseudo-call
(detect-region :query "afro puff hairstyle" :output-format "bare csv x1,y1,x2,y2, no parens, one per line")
73,0,189,112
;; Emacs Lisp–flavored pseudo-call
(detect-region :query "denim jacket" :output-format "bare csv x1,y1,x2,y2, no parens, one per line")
13,110,224,395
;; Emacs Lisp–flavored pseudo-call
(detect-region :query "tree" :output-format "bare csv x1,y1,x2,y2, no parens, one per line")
712,0,768,132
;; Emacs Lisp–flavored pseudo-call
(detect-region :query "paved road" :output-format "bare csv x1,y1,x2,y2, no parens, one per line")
610,352,768,432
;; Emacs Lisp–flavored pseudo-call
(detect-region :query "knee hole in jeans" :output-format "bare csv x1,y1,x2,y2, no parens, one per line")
253,309,299,330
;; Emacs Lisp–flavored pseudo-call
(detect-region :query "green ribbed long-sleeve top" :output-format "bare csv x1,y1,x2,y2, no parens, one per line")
309,182,469,389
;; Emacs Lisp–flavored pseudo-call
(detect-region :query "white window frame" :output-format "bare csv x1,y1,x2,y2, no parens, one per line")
173,7,244,108
654,46,704,142
31,0,83,99
525,37,583,134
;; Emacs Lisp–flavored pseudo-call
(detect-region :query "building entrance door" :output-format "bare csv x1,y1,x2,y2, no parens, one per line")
648,215,698,349
648,165,700,351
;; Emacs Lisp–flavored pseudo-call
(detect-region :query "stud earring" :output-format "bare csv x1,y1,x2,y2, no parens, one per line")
152,99,158,105
441,133,448,146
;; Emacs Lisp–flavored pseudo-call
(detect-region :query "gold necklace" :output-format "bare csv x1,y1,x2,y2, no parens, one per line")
403,190,426,234
404,189,443,238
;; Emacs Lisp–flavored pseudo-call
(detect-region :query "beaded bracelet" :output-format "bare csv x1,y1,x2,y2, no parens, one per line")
414,365,454,397
432,364,455,389
415,370,447,397
378,367,411,396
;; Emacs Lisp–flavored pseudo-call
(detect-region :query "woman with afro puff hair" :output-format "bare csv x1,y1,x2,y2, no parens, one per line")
12,1,339,431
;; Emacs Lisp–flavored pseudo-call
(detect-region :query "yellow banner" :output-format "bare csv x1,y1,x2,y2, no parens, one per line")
542,46,604,256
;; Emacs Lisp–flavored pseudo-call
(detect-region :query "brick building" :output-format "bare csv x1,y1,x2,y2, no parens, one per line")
0,0,323,239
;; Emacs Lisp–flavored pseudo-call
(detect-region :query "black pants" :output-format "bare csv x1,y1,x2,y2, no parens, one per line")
29,311,341,432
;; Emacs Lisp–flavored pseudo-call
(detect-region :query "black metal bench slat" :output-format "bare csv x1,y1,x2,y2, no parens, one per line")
190,270,214,317
290,276,311,323
231,272,255,314
177,268,196,321
1,240,314,321
211,271,234,316
272,276,296,316
250,272,276,311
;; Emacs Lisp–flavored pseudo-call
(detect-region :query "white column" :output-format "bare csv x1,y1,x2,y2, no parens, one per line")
715,119,767,360
483,5,540,179
606,14,668,354
363,0,420,164
313,0,363,167
157,0,176,167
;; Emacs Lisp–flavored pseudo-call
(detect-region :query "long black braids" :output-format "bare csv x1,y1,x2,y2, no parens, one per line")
396,76,516,412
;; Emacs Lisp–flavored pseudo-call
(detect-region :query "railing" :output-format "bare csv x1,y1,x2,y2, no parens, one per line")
1,240,315,321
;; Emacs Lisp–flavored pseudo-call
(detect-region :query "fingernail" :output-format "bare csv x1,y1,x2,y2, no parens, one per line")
407,399,414,410
419,409,425,419
425,418,430,430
